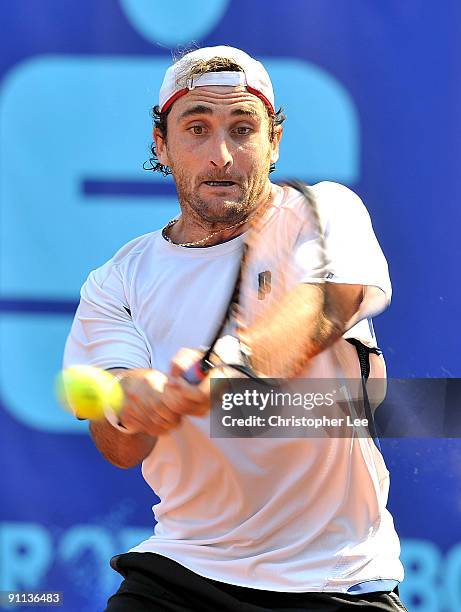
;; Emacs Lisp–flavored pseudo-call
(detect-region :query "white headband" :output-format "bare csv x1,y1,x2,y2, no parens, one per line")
185,71,247,90
158,46,275,113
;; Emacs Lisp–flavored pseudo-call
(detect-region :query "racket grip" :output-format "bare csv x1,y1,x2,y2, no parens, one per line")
182,360,208,384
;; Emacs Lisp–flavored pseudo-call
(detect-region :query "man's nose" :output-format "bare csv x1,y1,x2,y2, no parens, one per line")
209,134,233,169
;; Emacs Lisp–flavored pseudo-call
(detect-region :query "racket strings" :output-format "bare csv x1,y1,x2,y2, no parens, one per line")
235,183,330,379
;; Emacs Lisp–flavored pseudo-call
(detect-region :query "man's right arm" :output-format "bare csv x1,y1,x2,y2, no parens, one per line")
89,419,157,469
88,368,156,468
63,263,183,469
88,367,181,468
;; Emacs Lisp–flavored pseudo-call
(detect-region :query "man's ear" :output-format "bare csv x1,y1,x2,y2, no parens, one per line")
270,126,283,165
153,128,170,167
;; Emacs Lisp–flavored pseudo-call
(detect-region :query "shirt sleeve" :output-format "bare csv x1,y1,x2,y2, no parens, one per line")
63,260,151,371
312,181,392,322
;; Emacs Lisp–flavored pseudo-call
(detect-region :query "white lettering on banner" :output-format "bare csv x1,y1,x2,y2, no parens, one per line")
1,526,459,610
59,526,116,594
0,523,151,592
399,539,443,611
445,544,461,611
0,523,51,590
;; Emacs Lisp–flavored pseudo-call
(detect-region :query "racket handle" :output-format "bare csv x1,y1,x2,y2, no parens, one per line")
182,360,208,384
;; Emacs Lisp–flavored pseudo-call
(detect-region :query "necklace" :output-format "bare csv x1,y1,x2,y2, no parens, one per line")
162,189,275,248
162,216,249,248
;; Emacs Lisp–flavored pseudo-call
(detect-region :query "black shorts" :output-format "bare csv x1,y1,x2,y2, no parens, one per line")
104,552,407,612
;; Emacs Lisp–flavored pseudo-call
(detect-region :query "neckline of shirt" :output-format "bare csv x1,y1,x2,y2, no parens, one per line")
157,185,285,258
157,228,245,258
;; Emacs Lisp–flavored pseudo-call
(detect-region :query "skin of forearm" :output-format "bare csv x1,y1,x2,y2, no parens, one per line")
242,283,363,378
89,419,157,468
242,284,326,377
310,283,364,357
88,367,157,469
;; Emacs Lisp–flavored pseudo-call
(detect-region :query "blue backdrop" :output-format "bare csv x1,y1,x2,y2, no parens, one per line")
1,1,460,610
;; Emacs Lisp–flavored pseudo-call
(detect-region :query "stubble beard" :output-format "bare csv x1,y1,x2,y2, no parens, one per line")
171,157,272,228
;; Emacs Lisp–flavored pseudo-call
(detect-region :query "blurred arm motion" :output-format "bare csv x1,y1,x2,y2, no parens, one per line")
242,282,364,377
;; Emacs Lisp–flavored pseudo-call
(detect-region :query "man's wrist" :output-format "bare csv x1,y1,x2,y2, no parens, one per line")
104,371,133,433
103,404,132,433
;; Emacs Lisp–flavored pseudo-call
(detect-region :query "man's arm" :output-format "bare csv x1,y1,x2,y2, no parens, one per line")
88,369,156,468
63,263,184,467
88,367,181,469
241,282,363,377
89,419,156,469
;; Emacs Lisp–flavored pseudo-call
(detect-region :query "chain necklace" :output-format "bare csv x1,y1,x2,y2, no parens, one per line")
162,189,275,248
162,216,249,248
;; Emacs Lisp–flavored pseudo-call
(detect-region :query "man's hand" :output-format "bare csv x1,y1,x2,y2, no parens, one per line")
115,347,236,431
115,368,182,436
161,349,212,417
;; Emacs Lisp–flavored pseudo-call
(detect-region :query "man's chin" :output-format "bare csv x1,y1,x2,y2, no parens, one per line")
192,198,248,224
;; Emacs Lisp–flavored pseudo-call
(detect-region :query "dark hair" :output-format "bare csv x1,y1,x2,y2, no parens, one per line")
143,57,286,176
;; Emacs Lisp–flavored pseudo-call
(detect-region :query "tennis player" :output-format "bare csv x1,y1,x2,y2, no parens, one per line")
64,46,407,611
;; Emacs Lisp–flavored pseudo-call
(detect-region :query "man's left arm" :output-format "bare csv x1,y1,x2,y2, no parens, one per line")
162,182,390,410
158,282,363,416
316,180,392,326
238,281,363,377
322,282,364,342
241,182,390,375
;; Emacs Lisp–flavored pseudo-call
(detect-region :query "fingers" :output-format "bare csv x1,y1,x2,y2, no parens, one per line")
167,347,217,416
111,363,212,436
170,348,203,377
162,376,211,417
117,371,182,436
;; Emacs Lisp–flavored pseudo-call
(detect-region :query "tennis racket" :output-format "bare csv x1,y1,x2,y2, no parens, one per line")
183,180,329,383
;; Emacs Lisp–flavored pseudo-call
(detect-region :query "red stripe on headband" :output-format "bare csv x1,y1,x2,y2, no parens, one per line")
161,88,188,113
246,86,275,114
161,86,275,115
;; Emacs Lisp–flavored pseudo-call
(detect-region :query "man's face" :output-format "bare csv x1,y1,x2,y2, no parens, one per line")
154,85,282,225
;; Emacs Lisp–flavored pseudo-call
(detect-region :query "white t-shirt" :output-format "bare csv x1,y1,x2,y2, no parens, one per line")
63,181,403,593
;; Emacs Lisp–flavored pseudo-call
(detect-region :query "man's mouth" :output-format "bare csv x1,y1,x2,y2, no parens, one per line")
203,181,236,187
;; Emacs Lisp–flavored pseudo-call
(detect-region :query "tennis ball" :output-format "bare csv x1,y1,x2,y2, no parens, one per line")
55,365,124,420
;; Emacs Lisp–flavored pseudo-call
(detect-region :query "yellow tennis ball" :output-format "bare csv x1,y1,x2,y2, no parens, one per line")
55,365,124,420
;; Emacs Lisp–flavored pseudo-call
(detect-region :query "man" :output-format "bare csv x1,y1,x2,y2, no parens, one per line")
64,46,407,611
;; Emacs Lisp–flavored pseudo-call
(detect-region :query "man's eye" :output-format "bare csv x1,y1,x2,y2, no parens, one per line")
235,127,252,135
189,126,204,135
